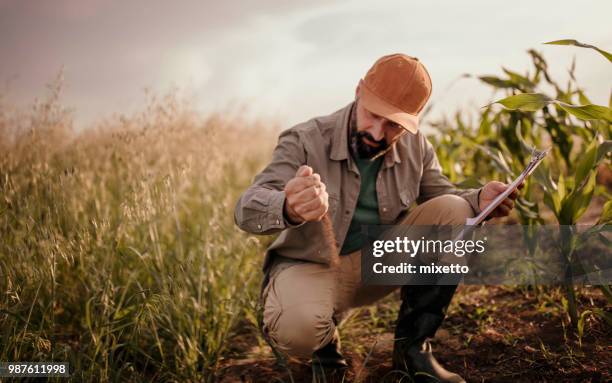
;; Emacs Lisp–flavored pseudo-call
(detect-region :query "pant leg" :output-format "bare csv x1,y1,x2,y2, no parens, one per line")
262,253,364,359
394,194,476,344
400,194,475,226
262,194,476,357
353,193,474,295
347,249,398,308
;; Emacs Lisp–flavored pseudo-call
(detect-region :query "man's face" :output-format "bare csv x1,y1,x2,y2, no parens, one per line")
353,97,408,159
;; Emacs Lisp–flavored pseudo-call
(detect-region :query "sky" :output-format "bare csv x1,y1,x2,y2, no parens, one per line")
0,0,610,132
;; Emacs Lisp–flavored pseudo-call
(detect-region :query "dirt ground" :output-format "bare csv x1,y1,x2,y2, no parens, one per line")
216,194,611,383
217,285,610,383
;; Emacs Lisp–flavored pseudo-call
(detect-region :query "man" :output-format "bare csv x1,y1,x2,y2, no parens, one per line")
234,53,519,382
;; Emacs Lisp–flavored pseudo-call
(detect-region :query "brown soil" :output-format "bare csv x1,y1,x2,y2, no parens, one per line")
216,286,611,383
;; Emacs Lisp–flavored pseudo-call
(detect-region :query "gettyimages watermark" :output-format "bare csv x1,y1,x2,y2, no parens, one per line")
360,225,611,286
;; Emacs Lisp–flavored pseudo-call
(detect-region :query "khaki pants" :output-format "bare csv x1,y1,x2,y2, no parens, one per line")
262,194,475,359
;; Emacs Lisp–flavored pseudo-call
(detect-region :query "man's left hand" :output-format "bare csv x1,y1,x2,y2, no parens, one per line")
478,181,524,218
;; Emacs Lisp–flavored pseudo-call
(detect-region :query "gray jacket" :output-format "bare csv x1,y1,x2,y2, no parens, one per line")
234,102,482,273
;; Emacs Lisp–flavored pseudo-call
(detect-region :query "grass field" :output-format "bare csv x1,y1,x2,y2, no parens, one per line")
1,82,610,382
0,88,278,381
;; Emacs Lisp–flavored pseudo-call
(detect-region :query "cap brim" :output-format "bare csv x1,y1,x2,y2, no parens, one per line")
358,82,419,134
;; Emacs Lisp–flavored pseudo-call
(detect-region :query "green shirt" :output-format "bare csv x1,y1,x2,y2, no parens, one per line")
339,154,384,255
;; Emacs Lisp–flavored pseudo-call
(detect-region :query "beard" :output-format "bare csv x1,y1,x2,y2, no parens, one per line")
351,129,390,159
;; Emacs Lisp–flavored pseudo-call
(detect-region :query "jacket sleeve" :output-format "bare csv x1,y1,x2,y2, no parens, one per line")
234,128,307,235
416,134,483,215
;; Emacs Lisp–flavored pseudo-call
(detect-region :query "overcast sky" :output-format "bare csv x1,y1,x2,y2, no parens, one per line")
1,0,610,131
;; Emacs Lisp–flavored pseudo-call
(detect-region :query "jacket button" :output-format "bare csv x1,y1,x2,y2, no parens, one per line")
257,224,262,229
275,219,280,225
382,207,388,212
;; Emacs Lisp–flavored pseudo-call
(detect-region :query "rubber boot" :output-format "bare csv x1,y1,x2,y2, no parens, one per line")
392,285,465,383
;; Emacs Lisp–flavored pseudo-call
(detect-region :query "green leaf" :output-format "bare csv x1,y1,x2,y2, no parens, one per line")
478,109,492,137
491,93,552,112
515,201,540,219
475,144,513,175
577,90,591,105
557,173,566,201
515,121,536,154
556,102,612,122
598,200,612,224
596,140,612,163
577,310,591,340
533,160,555,192
560,171,596,223
544,39,612,63
518,196,537,208
574,140,598,188
575,172,596,220
543,191,561,219
479,76,516,89
578,223,612,242
502,68,535,89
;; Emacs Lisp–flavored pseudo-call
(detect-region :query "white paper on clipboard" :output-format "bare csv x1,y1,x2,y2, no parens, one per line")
465,147,551,226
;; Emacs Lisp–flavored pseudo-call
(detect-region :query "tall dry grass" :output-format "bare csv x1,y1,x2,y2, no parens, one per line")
0,80,276,381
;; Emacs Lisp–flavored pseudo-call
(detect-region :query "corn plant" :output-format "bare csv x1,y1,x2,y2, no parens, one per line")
429,40,611,328
490,41,611,326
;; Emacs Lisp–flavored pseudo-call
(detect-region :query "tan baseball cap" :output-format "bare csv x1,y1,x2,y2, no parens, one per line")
358,53,432,134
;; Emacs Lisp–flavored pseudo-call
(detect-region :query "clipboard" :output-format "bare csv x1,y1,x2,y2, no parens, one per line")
465,147,550,226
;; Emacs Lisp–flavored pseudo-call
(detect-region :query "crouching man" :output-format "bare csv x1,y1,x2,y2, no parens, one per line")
234,54,519,382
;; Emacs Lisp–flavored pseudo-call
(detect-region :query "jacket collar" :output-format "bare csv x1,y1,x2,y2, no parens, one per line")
329,101,401,168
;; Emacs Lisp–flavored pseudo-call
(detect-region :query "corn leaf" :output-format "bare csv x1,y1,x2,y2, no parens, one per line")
533,161,555,192
557,174,566,201
515,122,536,154
491,93,552,112
543,189,562,218
577,90,592,105
545,39,612,63
556,102,612,122
598,200,612,224
479,76,516,89
475,144,513,175
596,140,612,162
502,68,535,89
560,172,597,223
574,140,598,188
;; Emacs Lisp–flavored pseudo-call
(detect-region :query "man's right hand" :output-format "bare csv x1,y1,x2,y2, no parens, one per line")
283,165,329,224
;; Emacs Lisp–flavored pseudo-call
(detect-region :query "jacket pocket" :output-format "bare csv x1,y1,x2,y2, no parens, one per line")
250,193,270,211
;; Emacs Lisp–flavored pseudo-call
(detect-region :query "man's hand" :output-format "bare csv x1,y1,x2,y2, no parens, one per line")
283,165,329,224
478,181,524,218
